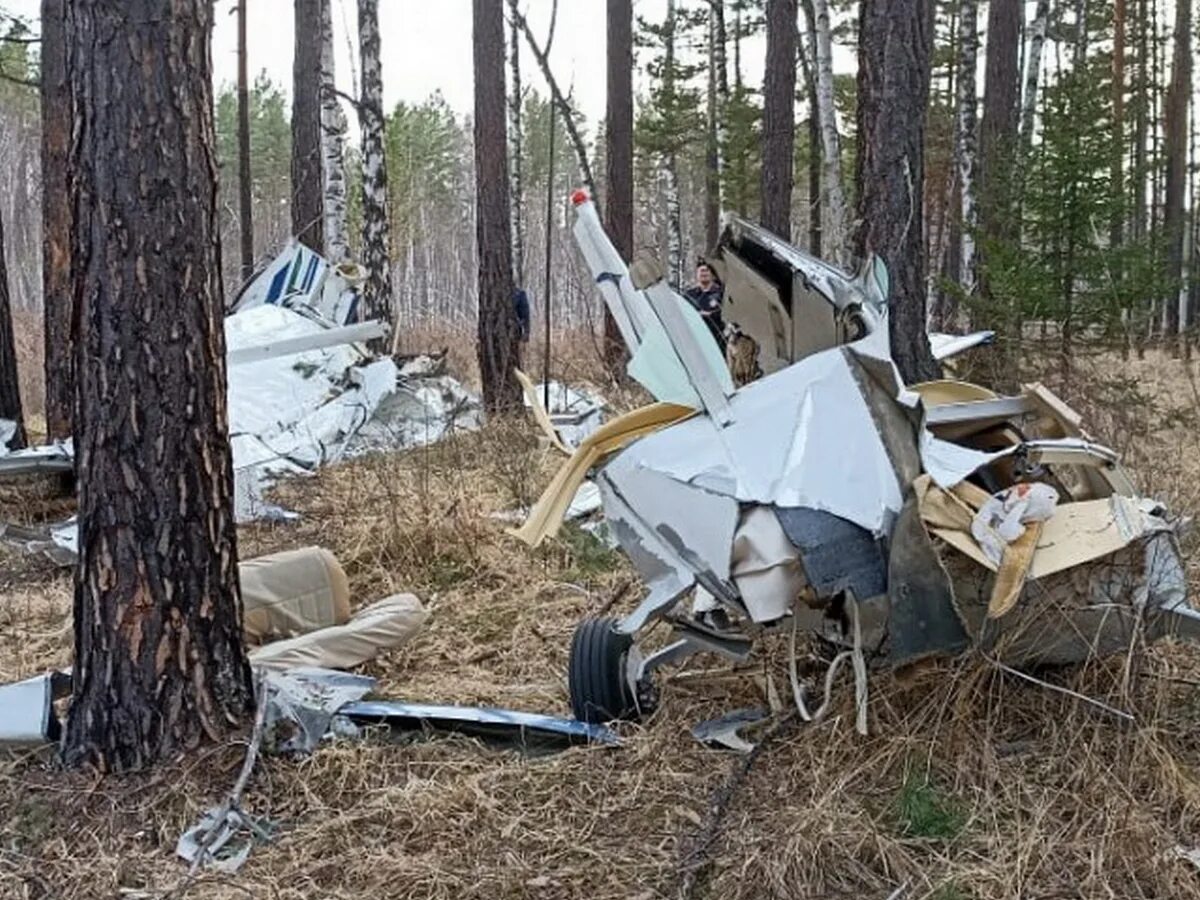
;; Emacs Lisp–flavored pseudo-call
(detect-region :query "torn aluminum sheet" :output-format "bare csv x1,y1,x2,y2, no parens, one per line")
176,806,275,874
543,188,1192,731
524,381,605,448
259,667,376,755
691,707,770,753
491,480,603,526
0,671,70,744
340,700,620,750
0,517,77,566
0,418,16,452
928,330,996,361
0,440,73,478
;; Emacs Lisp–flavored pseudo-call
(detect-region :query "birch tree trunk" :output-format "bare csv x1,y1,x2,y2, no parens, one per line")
1163,0,1190,336
799,4,822,255
320,0,349,263
292,0,324,252
812,0,847,261
0,209,24,450
856,0,940,383
664,0,683,288
509,13,524,284
705,9,721,250
472,0,520,411
40,0,72,440
63,0,253,772
358,0,392,343
952,0,978,296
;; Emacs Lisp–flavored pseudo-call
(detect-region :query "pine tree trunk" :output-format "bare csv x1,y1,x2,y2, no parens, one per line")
358,0,392,343
0,209,24,450
473,0,520,412
605,0,634,372
509,13,524,284
856,0,940,383
761,0,797,241
1163,0,1190,336
237,0,254,282
812,0,846,260
713,0,729,217
979,0,1022,249
292,0,324,253
40,0,72,440
952,0,979,296
320,0,349,263
1133,0,1149,243
62,0,253,773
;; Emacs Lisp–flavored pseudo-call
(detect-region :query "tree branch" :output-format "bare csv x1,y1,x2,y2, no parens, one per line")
506,0,598,205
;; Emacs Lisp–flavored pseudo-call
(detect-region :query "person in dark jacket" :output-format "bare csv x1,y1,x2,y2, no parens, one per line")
683,259,726,353
513,288,531,343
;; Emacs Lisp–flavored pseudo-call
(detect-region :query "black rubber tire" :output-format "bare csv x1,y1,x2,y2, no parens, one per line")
568,617,639,723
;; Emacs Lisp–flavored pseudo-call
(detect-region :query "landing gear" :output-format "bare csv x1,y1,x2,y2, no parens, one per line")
568,617,654,723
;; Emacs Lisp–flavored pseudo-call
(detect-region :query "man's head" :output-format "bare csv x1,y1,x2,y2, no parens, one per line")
696,261,714,289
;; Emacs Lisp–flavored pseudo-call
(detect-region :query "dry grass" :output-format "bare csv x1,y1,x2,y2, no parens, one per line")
6,343,1200,898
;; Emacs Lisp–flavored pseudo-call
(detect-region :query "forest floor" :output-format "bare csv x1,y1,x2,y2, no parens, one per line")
6,344,1200,898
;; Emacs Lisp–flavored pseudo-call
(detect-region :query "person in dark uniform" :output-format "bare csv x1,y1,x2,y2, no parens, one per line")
513,288,531,343
683,258,726,353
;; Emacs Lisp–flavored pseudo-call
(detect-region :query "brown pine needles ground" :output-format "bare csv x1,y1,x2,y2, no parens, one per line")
5,332,1200,899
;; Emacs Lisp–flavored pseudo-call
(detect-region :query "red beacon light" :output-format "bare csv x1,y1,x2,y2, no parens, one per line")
570,188,590,206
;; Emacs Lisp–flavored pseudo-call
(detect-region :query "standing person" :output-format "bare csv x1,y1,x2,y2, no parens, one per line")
684,258,726,352
512,287,531,344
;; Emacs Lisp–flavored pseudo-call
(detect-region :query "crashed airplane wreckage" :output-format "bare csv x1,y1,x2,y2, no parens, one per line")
514,190,1196,728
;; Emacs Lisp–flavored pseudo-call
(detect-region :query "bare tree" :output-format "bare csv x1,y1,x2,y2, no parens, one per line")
605,0,634,370
292,0,324,252
1164,0,1191,336
473,0,520,411
855,0,939,383
509,11,524,284
320,0,348,262
1020,0,1050,149
358,0,391,343
0,208,24,450
40,0,71,439
952,0,978,295
63,0,253,772
810,0,846,260
760,0,797,240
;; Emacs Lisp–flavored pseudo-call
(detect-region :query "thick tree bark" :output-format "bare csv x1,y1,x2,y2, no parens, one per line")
237,0,254,282
855,0,939,383
952,0,978,295
41,0,72,441
1163,0,1190,336
0,209,24,451
811,0,846,261
473,0,520,412
358,0,392,343
509,12,524,284
760,0,797,240
979,0,1022,250
604,0,633,370
292,0,324,253
63,0,253,772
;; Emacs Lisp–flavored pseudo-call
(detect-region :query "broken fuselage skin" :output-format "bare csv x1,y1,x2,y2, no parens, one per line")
558,193,1194,722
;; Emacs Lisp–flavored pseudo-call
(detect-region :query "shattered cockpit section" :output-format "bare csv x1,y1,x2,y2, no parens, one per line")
519,191,1195,730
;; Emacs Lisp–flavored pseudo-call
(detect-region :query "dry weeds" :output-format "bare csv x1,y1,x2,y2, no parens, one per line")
4,343,1200,898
